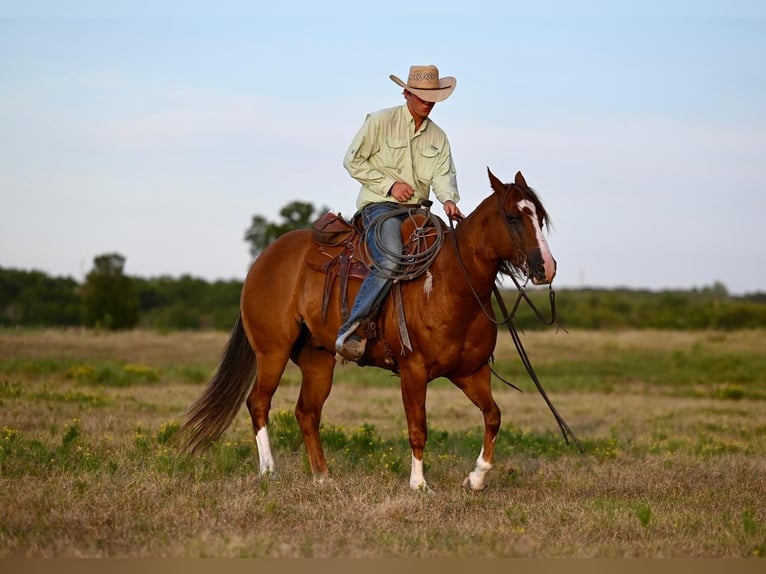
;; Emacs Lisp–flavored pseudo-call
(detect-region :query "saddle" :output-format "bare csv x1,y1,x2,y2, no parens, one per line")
306,207,443,355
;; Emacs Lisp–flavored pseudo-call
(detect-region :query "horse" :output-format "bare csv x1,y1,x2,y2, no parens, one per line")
178,168,556,491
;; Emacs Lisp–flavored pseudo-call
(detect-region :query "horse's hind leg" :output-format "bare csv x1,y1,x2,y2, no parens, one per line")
245,349,291,475
293,345,336,481
450,363,501,491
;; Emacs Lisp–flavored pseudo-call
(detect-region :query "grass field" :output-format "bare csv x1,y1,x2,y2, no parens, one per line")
0,327,764,557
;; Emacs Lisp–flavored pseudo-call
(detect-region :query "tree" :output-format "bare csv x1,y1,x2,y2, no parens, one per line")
244,200,330,258
0,267,81,326
81,253,140,330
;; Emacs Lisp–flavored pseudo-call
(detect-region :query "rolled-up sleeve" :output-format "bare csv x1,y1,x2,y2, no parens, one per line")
430,140,459,205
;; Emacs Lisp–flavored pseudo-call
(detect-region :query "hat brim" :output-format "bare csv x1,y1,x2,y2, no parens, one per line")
390,74,457,103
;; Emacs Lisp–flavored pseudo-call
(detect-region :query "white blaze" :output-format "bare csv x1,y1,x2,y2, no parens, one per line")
518,198,556,282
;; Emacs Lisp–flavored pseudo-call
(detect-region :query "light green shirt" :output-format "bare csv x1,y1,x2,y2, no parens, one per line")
343,104,460,211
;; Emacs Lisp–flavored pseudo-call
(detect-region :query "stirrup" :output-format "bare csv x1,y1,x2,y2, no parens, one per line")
338,338,366,361
335,321,366,361
335,321,361,354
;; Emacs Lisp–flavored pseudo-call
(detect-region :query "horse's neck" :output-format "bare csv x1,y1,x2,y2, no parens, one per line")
446,212,502,297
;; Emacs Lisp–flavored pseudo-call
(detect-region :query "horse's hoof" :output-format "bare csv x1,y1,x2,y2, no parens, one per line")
462,476,487,492
313,475,333,486
413,482,436,496
257,470,280,485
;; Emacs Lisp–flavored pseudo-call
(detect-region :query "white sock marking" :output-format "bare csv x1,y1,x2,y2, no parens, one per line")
465,446,493,491
409,452,428,491
255,426,275,475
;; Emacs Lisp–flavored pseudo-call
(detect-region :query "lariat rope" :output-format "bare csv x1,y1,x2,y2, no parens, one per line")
359,204,444,282
448,216,584,453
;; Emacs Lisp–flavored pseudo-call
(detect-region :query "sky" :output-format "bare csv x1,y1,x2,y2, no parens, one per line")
1,1,765,295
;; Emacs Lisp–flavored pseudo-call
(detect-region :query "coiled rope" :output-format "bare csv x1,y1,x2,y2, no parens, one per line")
359,205,445,282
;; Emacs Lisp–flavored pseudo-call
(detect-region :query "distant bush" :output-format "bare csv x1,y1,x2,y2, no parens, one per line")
133,275,240,330
0,268,82,327
2,265,764,331
501,286,766,331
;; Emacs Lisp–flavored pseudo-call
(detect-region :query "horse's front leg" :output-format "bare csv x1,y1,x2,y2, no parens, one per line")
400,367,432,492
450,364,501,491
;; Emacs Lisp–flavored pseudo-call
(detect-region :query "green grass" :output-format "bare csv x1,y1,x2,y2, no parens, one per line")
1,328,765,557
493,347,766,394
0,358,213,388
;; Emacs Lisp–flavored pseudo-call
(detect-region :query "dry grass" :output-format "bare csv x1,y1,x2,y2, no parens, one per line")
0,328,764,557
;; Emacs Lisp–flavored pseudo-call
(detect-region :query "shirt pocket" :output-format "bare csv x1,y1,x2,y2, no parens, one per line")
415,144,440,183
382,139,408,173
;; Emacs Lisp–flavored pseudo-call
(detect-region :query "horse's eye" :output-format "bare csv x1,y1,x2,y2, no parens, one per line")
506,215,521,224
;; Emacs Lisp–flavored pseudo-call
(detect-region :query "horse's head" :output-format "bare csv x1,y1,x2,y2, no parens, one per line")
487,168,556,285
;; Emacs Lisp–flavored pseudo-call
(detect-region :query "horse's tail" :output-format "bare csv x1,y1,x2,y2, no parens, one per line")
176,312,256,454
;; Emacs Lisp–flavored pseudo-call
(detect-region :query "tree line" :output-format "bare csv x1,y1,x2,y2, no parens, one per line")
506,283,766,331
0,200,327,332
0,256,241,331
2,261,764,332
2,199,765,331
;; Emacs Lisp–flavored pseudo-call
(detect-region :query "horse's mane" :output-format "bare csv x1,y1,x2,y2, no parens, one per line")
497,178,552,281
513,182,551,232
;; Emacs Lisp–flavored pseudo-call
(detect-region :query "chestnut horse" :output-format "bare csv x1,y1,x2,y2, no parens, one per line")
178,168,556,491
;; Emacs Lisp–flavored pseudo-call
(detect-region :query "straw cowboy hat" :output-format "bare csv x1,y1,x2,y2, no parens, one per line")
389,65,457,103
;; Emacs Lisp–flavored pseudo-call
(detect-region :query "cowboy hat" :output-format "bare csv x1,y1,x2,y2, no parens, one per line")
389,65,457,103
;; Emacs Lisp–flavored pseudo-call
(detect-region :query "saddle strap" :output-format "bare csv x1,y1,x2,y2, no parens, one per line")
339,254,351,322
320,252,354,324
321,258,338,323
394,283,413,354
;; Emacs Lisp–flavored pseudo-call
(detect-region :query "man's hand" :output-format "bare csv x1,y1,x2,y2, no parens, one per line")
443,200,464,221
390,182,414,202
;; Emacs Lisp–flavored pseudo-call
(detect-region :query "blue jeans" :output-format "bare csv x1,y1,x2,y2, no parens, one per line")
338,203,405,338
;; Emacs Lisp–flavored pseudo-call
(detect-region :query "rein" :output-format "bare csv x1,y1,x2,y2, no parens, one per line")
448,213,584,453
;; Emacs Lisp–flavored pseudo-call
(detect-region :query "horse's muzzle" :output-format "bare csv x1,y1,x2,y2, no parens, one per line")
531,256,557,285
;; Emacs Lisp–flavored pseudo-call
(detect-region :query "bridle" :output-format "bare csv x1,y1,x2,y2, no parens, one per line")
448,188,583,452
448,188,559,327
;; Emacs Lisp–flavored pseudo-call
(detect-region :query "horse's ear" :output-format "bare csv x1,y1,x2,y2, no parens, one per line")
514,171,528,188
487,167,506,194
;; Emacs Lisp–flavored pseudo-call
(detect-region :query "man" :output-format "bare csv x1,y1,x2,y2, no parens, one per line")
335,64,464,361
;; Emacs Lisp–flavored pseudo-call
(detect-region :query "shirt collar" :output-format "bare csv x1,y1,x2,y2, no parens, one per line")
401,103,429,134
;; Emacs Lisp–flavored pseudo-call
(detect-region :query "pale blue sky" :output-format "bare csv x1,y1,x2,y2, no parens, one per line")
1,2,765,294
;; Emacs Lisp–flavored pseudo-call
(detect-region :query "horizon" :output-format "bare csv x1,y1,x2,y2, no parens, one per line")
3,261,760,298
2,2,765,295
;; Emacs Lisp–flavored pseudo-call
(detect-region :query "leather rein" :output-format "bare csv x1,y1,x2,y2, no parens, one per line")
447,194,584,453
